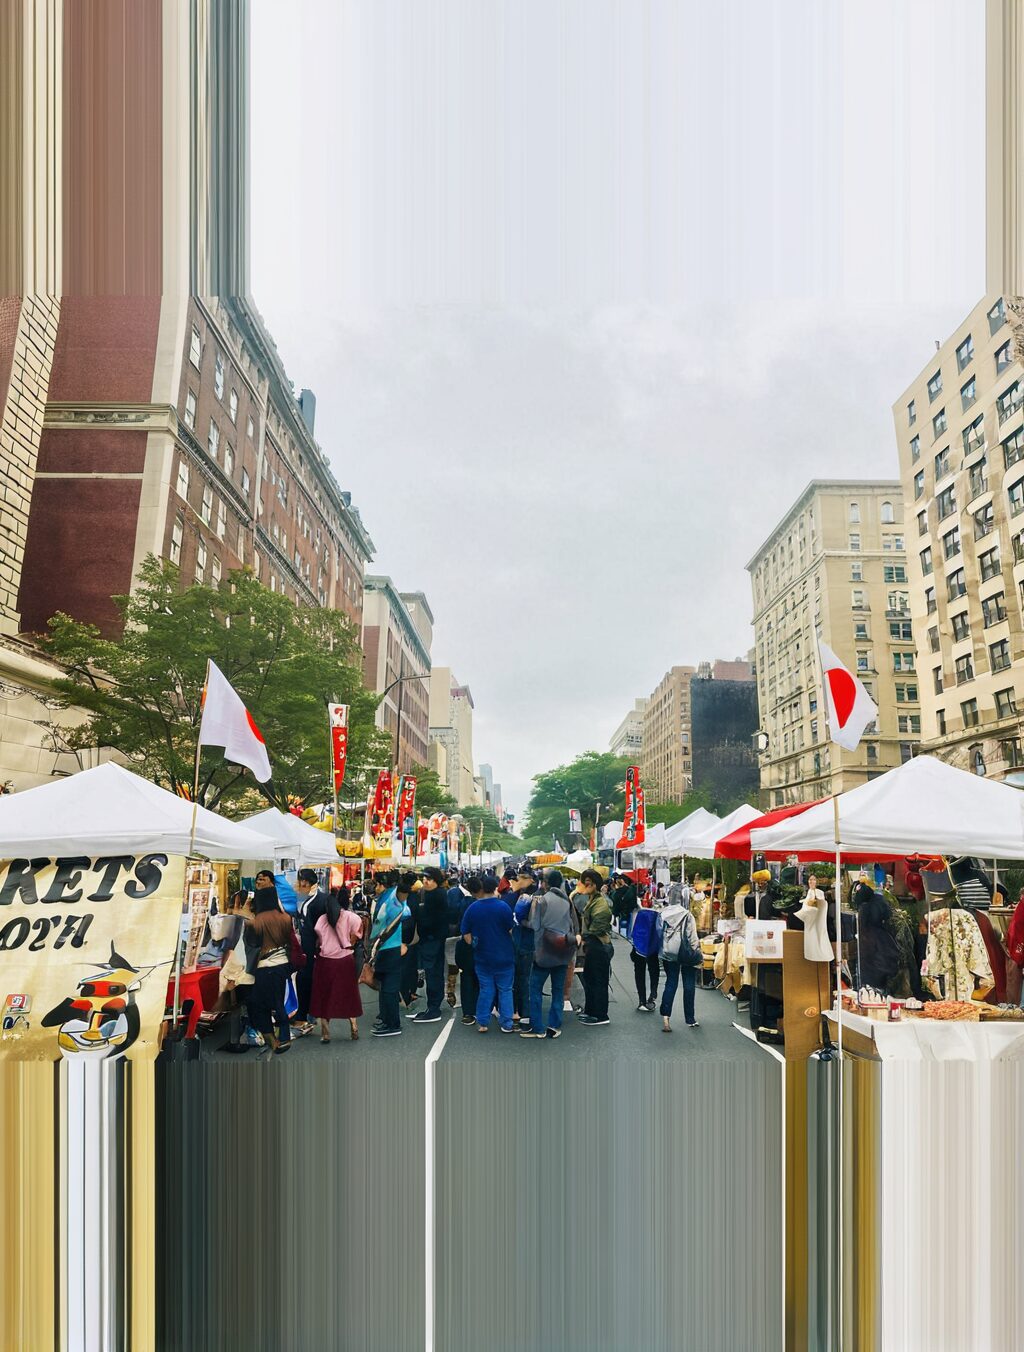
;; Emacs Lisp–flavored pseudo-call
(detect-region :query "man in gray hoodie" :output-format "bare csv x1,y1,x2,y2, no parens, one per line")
520,870,577,1039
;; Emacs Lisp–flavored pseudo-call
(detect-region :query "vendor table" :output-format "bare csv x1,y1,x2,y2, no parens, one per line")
164,966,222,1037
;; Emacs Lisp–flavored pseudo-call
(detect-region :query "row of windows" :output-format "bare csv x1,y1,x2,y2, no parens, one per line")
847,501,897,524
908,301,1008,428
935,684,1018,735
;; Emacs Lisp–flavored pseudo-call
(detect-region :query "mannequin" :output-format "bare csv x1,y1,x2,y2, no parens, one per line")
795,873,833,963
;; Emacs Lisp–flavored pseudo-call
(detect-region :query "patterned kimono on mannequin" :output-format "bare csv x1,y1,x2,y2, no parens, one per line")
925,908,993,1002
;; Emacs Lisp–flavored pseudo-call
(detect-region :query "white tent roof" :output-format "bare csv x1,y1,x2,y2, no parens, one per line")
0,762,273,860
633,822,669,858
683,803,760,858
243,808,340,867
663,808,721,854
749,755,1024,860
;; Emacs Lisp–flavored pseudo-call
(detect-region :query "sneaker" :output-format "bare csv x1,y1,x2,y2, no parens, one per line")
372,1026,402,1037
519,1027,544,1038
412,1011,442,1024
645,999,657,1012
563,1000,574,1012
687,1021,701,1030
461,1014,475,1026
500,1024,515,1034
636,1002,649,1013
546,1028,562,1039
579,1015,609,1026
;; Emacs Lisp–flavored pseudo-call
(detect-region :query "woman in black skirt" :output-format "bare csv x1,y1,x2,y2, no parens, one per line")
309,887,364,1043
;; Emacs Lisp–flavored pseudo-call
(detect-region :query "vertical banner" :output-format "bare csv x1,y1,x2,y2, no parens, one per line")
616,766,647,848
568,808,582,834
365,770,395,857
396,776,417,844
328,703,349,793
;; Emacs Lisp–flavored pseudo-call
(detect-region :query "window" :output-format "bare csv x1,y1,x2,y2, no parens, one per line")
919,547,933,576
887,590,909,615
998,379,1022,424
849,533,860,552
927,369,943,401
941,528,960,560
898,714,921,734
947,568,967,600
224,444,234,475
216,498,227,539
900,743,914,763
952,611,970,642
211,556,222,588
893,651,916,672
908,399,917,426
850,561,863,581
1004,427,1024,469
849,501,860,523
926,586,936,614
996,688,1018,719
961,375,977,411
933,408,947,438
1001,738,1024,767
933,667,944,694
996,339,1012,373
983,592,1007,627
208,419,220,460
246,415,254,439
241,467,251,497
914,470,925,500
880,500,895,524
214,356,225,399
937,485,956,519
970,744,987,777
963,413,985,455
934,446,950,478
184,389,197,429
956,334,975,370
856,651,870,673
170,516,183,565
917,509,928,535
937,708,947,735
189,325,202,368
989,297,1006,333
229,389,238,424
896,682,919,703
890,620,914,641
176,459,189,500
195,539,207,583
884,563,908,582
961,698,979,728
200,485,213,525
974,503,994,539
980,546,1001,581
910,434,921,462
990,638,1011,672
1010,478,1024,517
928,625,940,652
883,533,904,550
854,621,868,640
237,524,245,564
955,653,974,684
968,457,988,500
866,744,879,765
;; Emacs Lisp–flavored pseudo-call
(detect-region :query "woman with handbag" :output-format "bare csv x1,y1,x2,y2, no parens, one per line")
310,886,363,1043
658,895,701,1032
219,890,256,1053
243,877,295,1055
521,870,576,1039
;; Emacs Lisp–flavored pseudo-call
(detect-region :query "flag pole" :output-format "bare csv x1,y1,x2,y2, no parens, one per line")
175,662,209,1028
832,788,844,1352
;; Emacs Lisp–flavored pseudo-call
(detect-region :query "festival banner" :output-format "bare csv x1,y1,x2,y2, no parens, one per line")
328,703,350,793
616,766,647,848
396,775,417,839
364,770,395,857
0,853,186,1062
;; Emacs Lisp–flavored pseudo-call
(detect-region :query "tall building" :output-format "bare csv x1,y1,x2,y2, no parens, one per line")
640,667,695,803
361,577,433,773
748,481,918,807
894,295,1024,780
477,762,495,808
609,698,648,758
691,662,759,806
429,667,477,806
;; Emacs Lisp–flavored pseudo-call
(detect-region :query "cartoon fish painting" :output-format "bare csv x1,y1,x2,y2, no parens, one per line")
41,942,151,1059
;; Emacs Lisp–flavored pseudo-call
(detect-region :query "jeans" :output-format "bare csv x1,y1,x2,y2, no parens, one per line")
513,945,534,1018
418,936,446,1016
455,937,479,1019
250,965,291,1044
529,963,568,1032
295,951,315,1022
582,939,612,1019
475,961,514,1028
400,943,419,1004
375,946,402,1030
659,960,697,1024
631,950,660,1006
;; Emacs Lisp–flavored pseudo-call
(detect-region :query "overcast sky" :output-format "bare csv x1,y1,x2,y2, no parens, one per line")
250,0,986,818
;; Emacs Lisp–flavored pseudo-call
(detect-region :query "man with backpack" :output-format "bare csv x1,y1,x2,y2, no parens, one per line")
658,891,702,1031
576,869,613,1025
520,869,576,1039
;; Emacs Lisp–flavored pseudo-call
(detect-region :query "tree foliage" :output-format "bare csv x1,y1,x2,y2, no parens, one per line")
456,803,524,851
521,751,631,849
406,763,458,818
44,557,390,813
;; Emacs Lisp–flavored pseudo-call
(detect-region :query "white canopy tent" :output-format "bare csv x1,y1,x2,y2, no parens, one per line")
662,807,721,857
632,822,670,860
0,762,272,860
682,803,760,859
750,754,1024,859
243,807,340,868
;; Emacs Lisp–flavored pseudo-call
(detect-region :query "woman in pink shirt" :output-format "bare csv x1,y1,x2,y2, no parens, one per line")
310,887,364,1043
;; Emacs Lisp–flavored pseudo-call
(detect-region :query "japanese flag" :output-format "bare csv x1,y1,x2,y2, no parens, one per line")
818,639,878,751
197,660,272,782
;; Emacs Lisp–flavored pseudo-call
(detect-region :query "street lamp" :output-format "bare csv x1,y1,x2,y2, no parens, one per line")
381,659,431,774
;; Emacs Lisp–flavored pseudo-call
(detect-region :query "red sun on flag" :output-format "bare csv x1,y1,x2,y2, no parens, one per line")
826,666,857,727
245,710,266,744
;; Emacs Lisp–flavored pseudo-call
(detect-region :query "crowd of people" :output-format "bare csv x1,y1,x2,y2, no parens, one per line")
214,862,706,1052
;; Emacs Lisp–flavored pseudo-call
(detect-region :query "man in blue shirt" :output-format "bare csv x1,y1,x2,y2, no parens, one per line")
460,871,515,1033
449,874,483,1025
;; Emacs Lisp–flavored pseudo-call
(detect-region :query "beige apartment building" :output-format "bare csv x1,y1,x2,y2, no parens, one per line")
894,295,1024,780
640,667,695,803
429,667,480,807
748,481,918,807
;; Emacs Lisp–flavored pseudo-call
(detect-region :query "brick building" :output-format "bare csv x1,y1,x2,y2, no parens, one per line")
361,577,433,773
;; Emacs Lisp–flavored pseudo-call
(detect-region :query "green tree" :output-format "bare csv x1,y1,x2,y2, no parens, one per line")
44,556,390,813
456,803,524,851
407,764,458,818
521,751,631,849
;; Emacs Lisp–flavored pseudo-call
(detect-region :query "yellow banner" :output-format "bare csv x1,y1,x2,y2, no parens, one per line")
0,854,186,1062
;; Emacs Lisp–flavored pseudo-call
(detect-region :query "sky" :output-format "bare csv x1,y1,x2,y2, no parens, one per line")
249,0,986,819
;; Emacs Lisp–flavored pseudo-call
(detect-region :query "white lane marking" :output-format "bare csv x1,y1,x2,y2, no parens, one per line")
424,1016,456,1352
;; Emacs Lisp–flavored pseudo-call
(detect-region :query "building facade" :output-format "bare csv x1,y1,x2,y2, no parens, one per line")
690,662,759,806
429,667,478,807
609,698,648,758
640,667,695,803
361,576,433,774
748,481,918,806
894,295,1024,780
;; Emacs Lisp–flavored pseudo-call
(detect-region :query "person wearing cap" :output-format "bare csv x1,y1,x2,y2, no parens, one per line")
293,868,326,1035
460,871,515,1033
410,867,451,1024
510,866,539,1024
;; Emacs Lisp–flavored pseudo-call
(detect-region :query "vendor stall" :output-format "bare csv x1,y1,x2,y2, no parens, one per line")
243,806,341,868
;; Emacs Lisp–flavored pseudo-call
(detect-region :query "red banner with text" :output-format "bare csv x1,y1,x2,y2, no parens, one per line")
328,703,349,794
616,766,646,848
